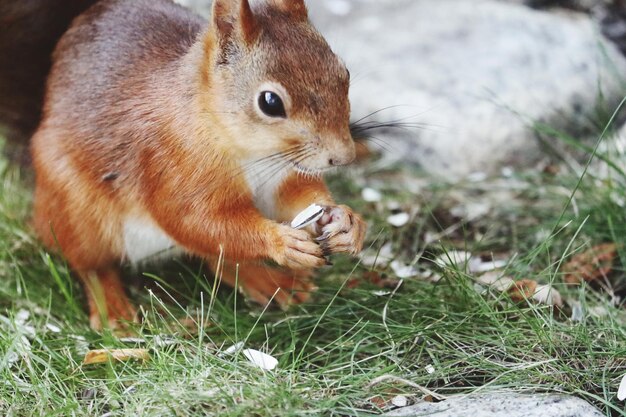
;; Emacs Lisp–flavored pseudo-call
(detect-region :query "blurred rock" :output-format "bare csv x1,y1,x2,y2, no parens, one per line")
177,0,626,180
310,0,626,180
383,392,603,417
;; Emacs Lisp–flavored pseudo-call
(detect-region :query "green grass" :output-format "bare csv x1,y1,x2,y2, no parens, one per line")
1,133,625,416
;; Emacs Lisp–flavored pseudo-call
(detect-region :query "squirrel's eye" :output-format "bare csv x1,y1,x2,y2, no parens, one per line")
258,91,286,118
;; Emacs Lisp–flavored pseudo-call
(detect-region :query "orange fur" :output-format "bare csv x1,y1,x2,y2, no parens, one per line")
30,0,366,330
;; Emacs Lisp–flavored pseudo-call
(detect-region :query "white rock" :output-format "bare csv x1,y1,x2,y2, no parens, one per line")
387,212,410,227
383,392,604,417
309,0,626,180
242,349,278,371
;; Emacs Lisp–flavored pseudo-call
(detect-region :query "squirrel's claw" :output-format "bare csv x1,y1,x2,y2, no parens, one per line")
316,205,366,256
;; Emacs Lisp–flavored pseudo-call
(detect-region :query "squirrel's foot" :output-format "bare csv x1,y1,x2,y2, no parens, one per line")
79,269,138,332
316,205,367,256
209,260,317,307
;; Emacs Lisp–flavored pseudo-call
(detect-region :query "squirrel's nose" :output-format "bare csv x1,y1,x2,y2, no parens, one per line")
328,141,356,166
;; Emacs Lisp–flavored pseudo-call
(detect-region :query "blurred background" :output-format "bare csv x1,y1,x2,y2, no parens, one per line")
179,0,626,180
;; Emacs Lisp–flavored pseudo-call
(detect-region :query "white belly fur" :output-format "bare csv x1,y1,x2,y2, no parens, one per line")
242,159,290,219
123,216,182,264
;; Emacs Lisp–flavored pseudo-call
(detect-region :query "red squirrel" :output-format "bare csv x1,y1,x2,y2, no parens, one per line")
22,0,367,329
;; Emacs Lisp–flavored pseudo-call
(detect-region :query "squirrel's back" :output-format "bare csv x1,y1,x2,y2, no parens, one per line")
46,0,203,123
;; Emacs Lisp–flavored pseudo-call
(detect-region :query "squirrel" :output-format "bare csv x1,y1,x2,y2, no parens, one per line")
11,0,368,330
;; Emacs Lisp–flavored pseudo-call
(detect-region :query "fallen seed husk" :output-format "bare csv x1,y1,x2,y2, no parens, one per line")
291,204,325,229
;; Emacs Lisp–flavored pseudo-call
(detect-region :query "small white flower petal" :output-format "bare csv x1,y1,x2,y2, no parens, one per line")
618,374,626,401
361,187,382,202
242,349,278,371
387,212,410,227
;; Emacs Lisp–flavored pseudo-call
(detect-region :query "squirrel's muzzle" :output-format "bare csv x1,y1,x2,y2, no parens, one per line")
328,139,356,167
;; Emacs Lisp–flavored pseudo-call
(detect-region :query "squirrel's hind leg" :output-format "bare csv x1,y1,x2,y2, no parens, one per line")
78,268,138,331
208,259,317,307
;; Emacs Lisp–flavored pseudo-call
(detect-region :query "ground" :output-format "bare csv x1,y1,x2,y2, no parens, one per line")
0,121,625,415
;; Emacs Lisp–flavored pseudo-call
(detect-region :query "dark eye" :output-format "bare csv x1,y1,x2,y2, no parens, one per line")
258,91,286,118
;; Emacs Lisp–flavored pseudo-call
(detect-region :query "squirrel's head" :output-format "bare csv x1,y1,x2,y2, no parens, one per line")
200,0,355,174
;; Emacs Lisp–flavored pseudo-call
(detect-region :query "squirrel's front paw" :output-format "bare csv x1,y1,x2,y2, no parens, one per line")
316,205,366,256
272,225,327,269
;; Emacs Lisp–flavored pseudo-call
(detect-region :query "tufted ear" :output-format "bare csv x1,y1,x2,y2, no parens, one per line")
211,0,260,49
272,0,308,21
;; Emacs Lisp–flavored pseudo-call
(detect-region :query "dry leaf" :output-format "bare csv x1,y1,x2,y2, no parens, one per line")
562,243,616,284
369,395,388,409
507,279,538,302
506,280,563,307
83,348,150,365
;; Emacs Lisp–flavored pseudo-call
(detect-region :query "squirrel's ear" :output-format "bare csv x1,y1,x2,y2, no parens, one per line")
211,0,260,48
272,0,308,20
